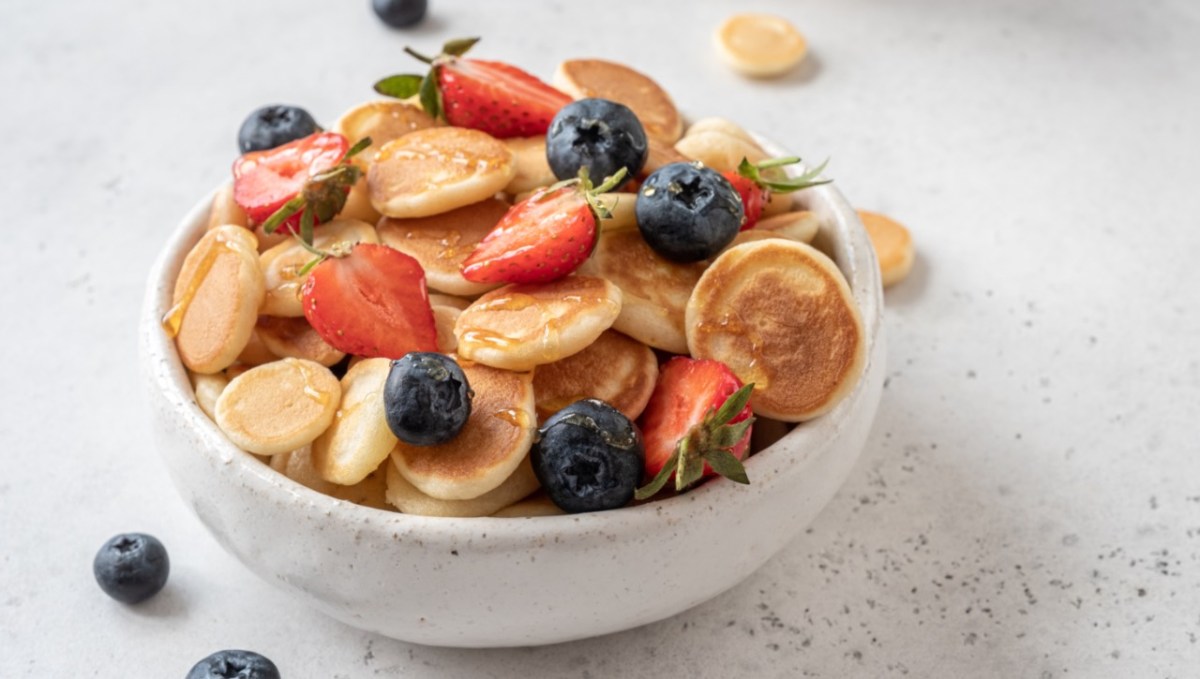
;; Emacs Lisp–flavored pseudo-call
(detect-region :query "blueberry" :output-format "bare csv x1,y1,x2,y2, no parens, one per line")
531,399,644,513
635,161,744,262
186,650,280,679
372,0,427,28
546,98,648,184
92,533,169,604
384,353,472,446
237,105,318,153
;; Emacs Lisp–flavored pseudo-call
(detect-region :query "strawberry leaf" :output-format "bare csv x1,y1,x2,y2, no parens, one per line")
738,156,833,193
345,136,373,160
703,449,750,484
374,74,424,99
261,195,305,234
712,383,755,427
755,155,802,170
442,36,480,57
676,437,705,491
635,447,680,501
419,67,441,120
711,418,754,450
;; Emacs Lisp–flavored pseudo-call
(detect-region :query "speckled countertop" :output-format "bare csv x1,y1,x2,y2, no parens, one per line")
2,0,1197,676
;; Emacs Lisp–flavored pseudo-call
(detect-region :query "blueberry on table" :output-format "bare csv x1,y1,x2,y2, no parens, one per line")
532,399,644,513
186,650,280,679
237,105,319,153
636,161,744,262
92,533,169,604
385,352,473,446
546,98,648,184
372,0,427,28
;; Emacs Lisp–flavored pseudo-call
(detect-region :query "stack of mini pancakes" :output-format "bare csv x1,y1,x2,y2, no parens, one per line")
172,58,867,517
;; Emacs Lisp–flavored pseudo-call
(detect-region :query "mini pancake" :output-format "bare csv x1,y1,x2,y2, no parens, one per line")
168,225,265,374
428,293,472,310
235,327,277,366
723,211,820,253
368,127,515,218
207,182,249,230
336,175,382,224
490,492,564,518
332,100,438,169
686,240,866,422
433,304,461,354
376,198,509,297
214,358,341,456
384,455,540,517
503,136,557,194
674,129,767,173
685,118,759,147
454,276,623,371
715,14,808,78
532,330,657,422
554,59,684,142
190,371,229,421
594,193,639,232
643,136,692,177
576,230,705,354
858,210,915,287
272,447,390,510
256,316,346,367
391,361,537,500
311,358,398,486
259,218,378,317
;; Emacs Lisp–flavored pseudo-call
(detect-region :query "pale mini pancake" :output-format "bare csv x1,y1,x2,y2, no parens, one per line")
272,447,390,510
336,175,383,225
532,330,657,422
235,327,278,366
376,197,509,297
723,211,820,252
168,225,265,374
368,127,515,218
554,59,684,142
576,230,705,355
251,223,291,253
214,358,341,456
259,218,378,317
384,455,540,517
332,100,439,169
594,193,638,232
490,493,565,518
503,136,557,194
686,239,866,422
454,276,623,371
189,371,229,421
207,182,249,230
674,129,767,173
857,210,915,287
433,305,461,354
391,360,537,500
758,191,794,219
714,13,808,78
255,315,346,367
643,136,692,177
685,117,759,147
311,358,399,486
427,293,472,310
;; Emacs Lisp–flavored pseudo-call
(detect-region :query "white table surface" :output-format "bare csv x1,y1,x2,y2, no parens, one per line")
3,0,1198,676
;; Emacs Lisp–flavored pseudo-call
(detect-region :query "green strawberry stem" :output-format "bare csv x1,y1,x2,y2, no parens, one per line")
376,37,481,119
737,156,832,194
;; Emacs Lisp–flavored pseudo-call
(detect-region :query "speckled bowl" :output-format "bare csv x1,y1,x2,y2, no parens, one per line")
139,138,885,648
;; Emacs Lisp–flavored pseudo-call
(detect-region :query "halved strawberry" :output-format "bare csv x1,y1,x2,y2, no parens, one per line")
374,37,570,139
635,357,756,500
233,132,348,229
723,156,831,230
461,168,627,285
301,243,437,358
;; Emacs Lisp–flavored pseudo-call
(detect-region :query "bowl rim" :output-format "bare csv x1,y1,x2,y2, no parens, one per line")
140,136,883,545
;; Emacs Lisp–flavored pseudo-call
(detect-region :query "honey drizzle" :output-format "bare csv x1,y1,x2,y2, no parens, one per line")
493,408,533,429
161,239,231,338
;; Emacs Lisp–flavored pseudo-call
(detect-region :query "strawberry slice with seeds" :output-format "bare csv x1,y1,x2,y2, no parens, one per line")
724,156,831,230
461,167,627,285
301,243,437,359
635,357,756,500
374,37,571,139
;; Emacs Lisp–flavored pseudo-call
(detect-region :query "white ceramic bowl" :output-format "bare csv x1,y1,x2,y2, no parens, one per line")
139,142,885,648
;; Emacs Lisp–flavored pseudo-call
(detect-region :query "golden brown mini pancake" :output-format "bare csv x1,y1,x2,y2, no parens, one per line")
858,210,915,287
368,127,515,218
256,316,346,367
643,136,692,177
235,327,277,366
169,225,265,374
533,330,657,422
454,276,623,371
490,492,564,517
554,59,683,142
332,100,438,169
259,219,378,317
384,455,540,517
686,240,866,422
376,197,509,297
214,358,341,456
272,447,390,510
503,136,557,194
576,230,705,354
311,358,398,486
391,361,536,500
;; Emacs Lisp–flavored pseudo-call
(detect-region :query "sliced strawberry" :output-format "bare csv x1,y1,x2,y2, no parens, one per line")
301,243,438,358
233,132,349,229
635,358,756,499
461,168,626,285
374,37,570,139
724,156,832,230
